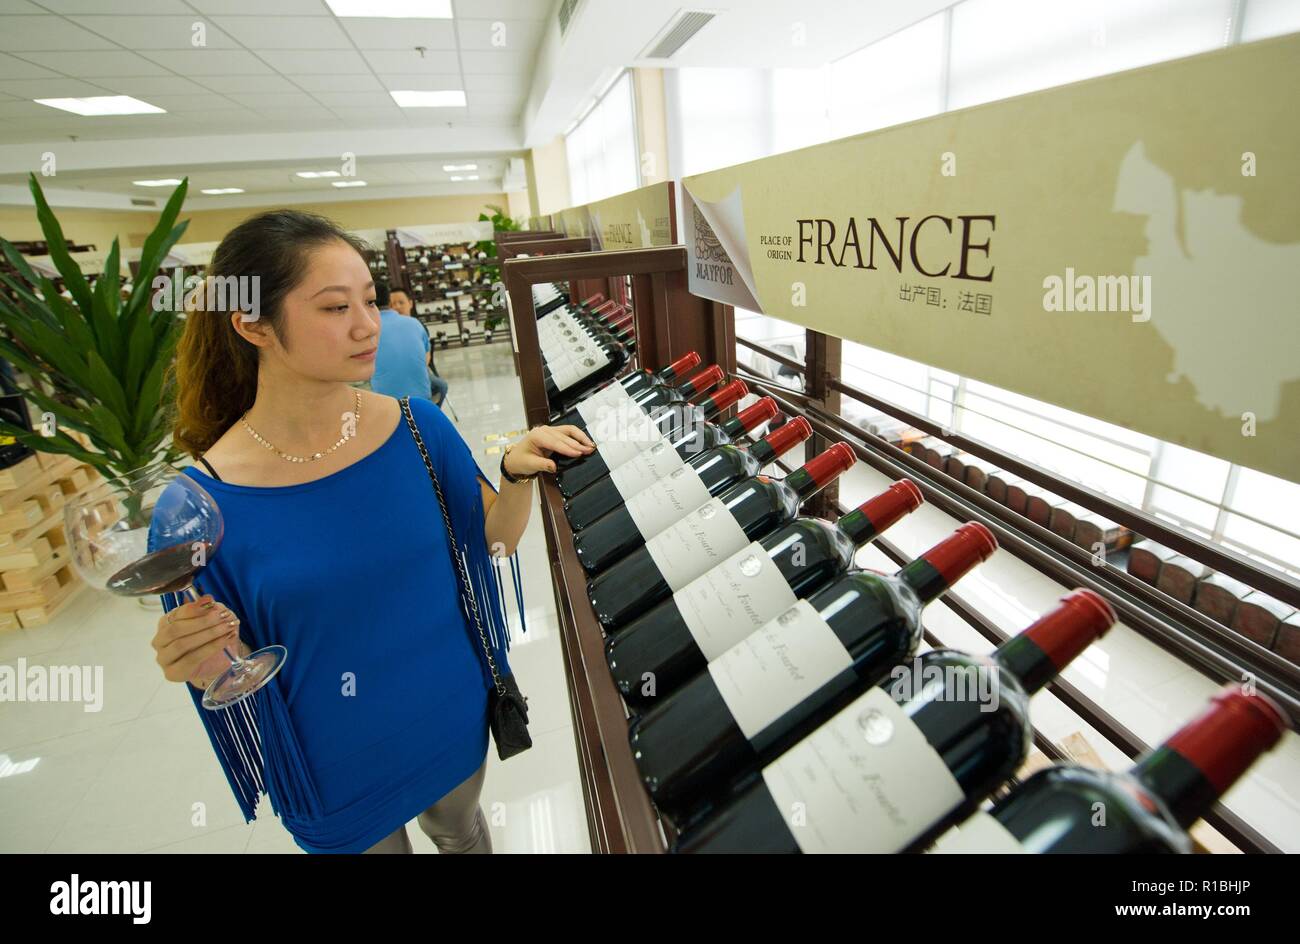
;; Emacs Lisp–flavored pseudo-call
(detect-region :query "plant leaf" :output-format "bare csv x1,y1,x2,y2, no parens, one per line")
0,422,101,466
43,288,98,353
122,293,155,399
132,322,181,439
26,172,95,317
0,235,44,286
84,349,130,422
126,180,189,315
88,237,124,372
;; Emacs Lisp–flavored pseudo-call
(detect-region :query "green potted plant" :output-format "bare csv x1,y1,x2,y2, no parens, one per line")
0,173,190,484
476,203,519,334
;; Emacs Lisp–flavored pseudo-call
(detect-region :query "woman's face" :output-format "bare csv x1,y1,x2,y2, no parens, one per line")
239,239,381,382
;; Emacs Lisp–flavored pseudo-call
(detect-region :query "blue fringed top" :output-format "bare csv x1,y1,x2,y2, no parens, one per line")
154,395,520,853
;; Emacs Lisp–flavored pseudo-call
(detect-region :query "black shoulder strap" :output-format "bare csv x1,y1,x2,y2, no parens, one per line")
196,455,222,481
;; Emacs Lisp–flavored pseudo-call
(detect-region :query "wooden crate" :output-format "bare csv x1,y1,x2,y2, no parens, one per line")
0,455,43,491
2,539,70,591
14,563,83,628
0,449,98,632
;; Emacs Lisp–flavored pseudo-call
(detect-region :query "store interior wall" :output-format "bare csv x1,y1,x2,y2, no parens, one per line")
176,193,511,243
631,68,669,186
0,205,156,251
528,134,572,218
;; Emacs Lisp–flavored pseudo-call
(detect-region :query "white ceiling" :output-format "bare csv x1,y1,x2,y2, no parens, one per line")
0,0,955,210
0,0,551,204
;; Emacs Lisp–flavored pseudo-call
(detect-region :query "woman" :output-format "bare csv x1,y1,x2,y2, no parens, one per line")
148,209,594,854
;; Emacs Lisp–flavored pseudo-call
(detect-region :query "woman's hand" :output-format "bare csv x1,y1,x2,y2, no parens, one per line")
504,424,595,477
151,593,244,687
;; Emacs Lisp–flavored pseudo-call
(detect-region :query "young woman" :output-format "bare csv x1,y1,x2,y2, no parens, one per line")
148,209,594,854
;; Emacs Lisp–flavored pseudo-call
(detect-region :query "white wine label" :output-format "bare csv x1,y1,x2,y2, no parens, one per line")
761,687,964,854
707,598,850,740
678,542,798,661
576,382,636,425
928,812,1026,854
550,345,610,393
608,438,686,497
643,497,751,591
624,464,713,538
597,410,671,470
586,400,652,444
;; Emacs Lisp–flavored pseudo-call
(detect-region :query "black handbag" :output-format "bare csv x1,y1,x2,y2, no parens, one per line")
400,396,533,760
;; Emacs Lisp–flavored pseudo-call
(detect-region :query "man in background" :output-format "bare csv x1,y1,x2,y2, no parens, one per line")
370,281,435,402
389,286,449,407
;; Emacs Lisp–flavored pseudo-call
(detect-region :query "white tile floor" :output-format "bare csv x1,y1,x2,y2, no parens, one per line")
0,339,590,854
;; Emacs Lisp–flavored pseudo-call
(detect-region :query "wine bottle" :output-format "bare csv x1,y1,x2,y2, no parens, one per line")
559,393,776,503
544,334,632,406
631,522,997,821
556,365,726,470
930,684,1287,854
574,418,814,574
599,394,779,494
670,587,1117,851
560,379,753,506
548,351,702,428
608,479,924,709
584,444,858,629
537,305,621,368
537,303,624,364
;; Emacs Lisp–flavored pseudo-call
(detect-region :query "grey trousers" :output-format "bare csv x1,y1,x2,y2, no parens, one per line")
362,759,492,854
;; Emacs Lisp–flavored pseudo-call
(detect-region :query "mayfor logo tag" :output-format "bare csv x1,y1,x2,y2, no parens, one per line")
50,874,151,924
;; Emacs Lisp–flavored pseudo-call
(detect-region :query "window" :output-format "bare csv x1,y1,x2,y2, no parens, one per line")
565,72,639,207
829,13,947,137
669,0,1299,571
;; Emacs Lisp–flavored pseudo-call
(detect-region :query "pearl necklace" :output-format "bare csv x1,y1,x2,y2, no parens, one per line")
240,390,362,463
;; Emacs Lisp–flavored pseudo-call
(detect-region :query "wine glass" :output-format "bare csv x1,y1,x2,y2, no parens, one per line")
64,461,286,710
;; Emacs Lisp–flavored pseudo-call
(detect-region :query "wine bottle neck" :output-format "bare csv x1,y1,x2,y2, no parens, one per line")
835,507,876,547
718,415,744,438
990,634,1056,695
896,557,950,605
1130,749,1220,831
783,467,821,500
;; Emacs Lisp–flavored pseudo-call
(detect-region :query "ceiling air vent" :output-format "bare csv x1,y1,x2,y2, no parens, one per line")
642,10,716,59
130,198,157,207
557,0,583,37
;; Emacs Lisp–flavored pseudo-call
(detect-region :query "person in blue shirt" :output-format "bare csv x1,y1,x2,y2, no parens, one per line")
389,286,449,406
147,209,595,853
369,281,437,403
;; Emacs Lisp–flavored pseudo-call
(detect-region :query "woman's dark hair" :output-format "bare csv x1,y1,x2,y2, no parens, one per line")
167,209,372,457
373,280,392,308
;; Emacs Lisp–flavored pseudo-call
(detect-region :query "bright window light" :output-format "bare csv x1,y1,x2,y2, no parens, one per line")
133,178,182,186
390,90,467,108
326,0,451,17
450,175,480,181
37,95,164,116
443,163,478,171
332,180,367,187
297,170,341,178
200,187,244,194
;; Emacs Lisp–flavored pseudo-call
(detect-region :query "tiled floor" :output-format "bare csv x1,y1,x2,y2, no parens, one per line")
0,338,590,854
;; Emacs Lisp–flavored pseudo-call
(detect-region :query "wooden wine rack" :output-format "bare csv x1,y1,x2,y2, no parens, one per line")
0,431,100,630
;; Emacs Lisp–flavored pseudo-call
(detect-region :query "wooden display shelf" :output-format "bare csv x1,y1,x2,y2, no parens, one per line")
538,476,669,853
503,235,735,852
0,443,101,630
